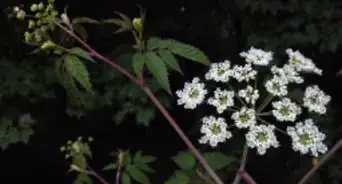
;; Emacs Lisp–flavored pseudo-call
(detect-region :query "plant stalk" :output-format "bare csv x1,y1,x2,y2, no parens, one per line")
54,20,224,184
298,139,342,184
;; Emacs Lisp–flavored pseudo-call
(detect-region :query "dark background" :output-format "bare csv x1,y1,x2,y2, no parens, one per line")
0,0,342,184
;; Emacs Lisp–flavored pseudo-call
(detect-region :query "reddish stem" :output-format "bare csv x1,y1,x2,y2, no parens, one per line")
241,171,257,184
298,139,342,184
54,21,223,184
90,171,111,184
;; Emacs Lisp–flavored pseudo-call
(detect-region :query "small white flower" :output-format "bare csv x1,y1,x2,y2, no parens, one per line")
303,85,331,114
271,64,304,84
287,119,328,157
265,75,288,96
272,98,302,122
208,88,235,114
240,47,273,66
13,6,20,12
231,107,256,129
176,77,208,109
231,64,257,82
238,85,259,105
205,60,232,82
246,125,279,155
199,116,232,147
285,48,322,75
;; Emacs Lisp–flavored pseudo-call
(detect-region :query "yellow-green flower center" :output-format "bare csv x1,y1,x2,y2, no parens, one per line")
210,123,222,135
256,132,268,142
299,133,310,145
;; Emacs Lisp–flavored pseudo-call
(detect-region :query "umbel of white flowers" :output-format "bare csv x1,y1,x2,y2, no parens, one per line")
176,47,331,157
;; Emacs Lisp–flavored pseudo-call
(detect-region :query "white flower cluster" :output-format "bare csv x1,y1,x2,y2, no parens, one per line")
199,116,232,147
176,77,207,109
205,60,232,82
272,98,301,122
175,47,330,156
246,125,279,155
271,64,304,84
208,88,235,114
238,85,259,105
303,85,331,114
231,64,257,82
240,46,273,66
287,119,327,157
265,75,288,96
286,49,322,75
231,107,257,129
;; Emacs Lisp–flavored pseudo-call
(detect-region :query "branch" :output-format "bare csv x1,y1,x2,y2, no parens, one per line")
87,167,111,184
297,139,342,184
53,20,224,184
232,143,249,184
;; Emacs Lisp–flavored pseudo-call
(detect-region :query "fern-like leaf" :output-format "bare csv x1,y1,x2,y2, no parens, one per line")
65,55,93,93
70,47,95,62
144,52,171,94
164,39,211,65
72,17,100,24
132,52,144,77
158,50,183,74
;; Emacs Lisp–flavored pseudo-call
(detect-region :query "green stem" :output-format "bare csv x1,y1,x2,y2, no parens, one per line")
53,20,224,184
229,85,247,107
257,111,273,116
257,117,288,136
257,94,274,113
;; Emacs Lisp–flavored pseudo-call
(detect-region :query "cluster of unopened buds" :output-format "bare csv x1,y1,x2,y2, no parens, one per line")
176,47,331,157
60,136,94,159
12,0,58,46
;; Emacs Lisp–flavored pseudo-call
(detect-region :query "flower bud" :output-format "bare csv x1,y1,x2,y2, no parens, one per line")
16,10,26,20
34,33,42,43
38,3,45,11
132,17,143,33
70,164,83,172
35,12,42,18
40,40,55,50
61,13,70,26
28,20,35,29
13,6,20,12
30,4,38,12
24,32,32,42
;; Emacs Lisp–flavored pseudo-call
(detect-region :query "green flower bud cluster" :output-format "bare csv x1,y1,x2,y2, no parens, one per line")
60,136,93,159
18,0,59,45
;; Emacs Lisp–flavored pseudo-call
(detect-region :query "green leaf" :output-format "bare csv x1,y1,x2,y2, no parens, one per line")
127,165,150,184
203,152,236,171
136,108,155,126
123,152,132,165
135,163,155,173
72,154,87,169
70,47,95,62
165,170,190,184
72,17,100,24
74,173,93,184
132,52,144,77
164,39,210,65
102,18,128,27
172,151,196,170
139,155,156,164
65,55,93,92
133,151,142,163
147,37,165,50
122,172,131,184
144,52,171,94
73,24,88,41
158,50,183,74
102,163,117,171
